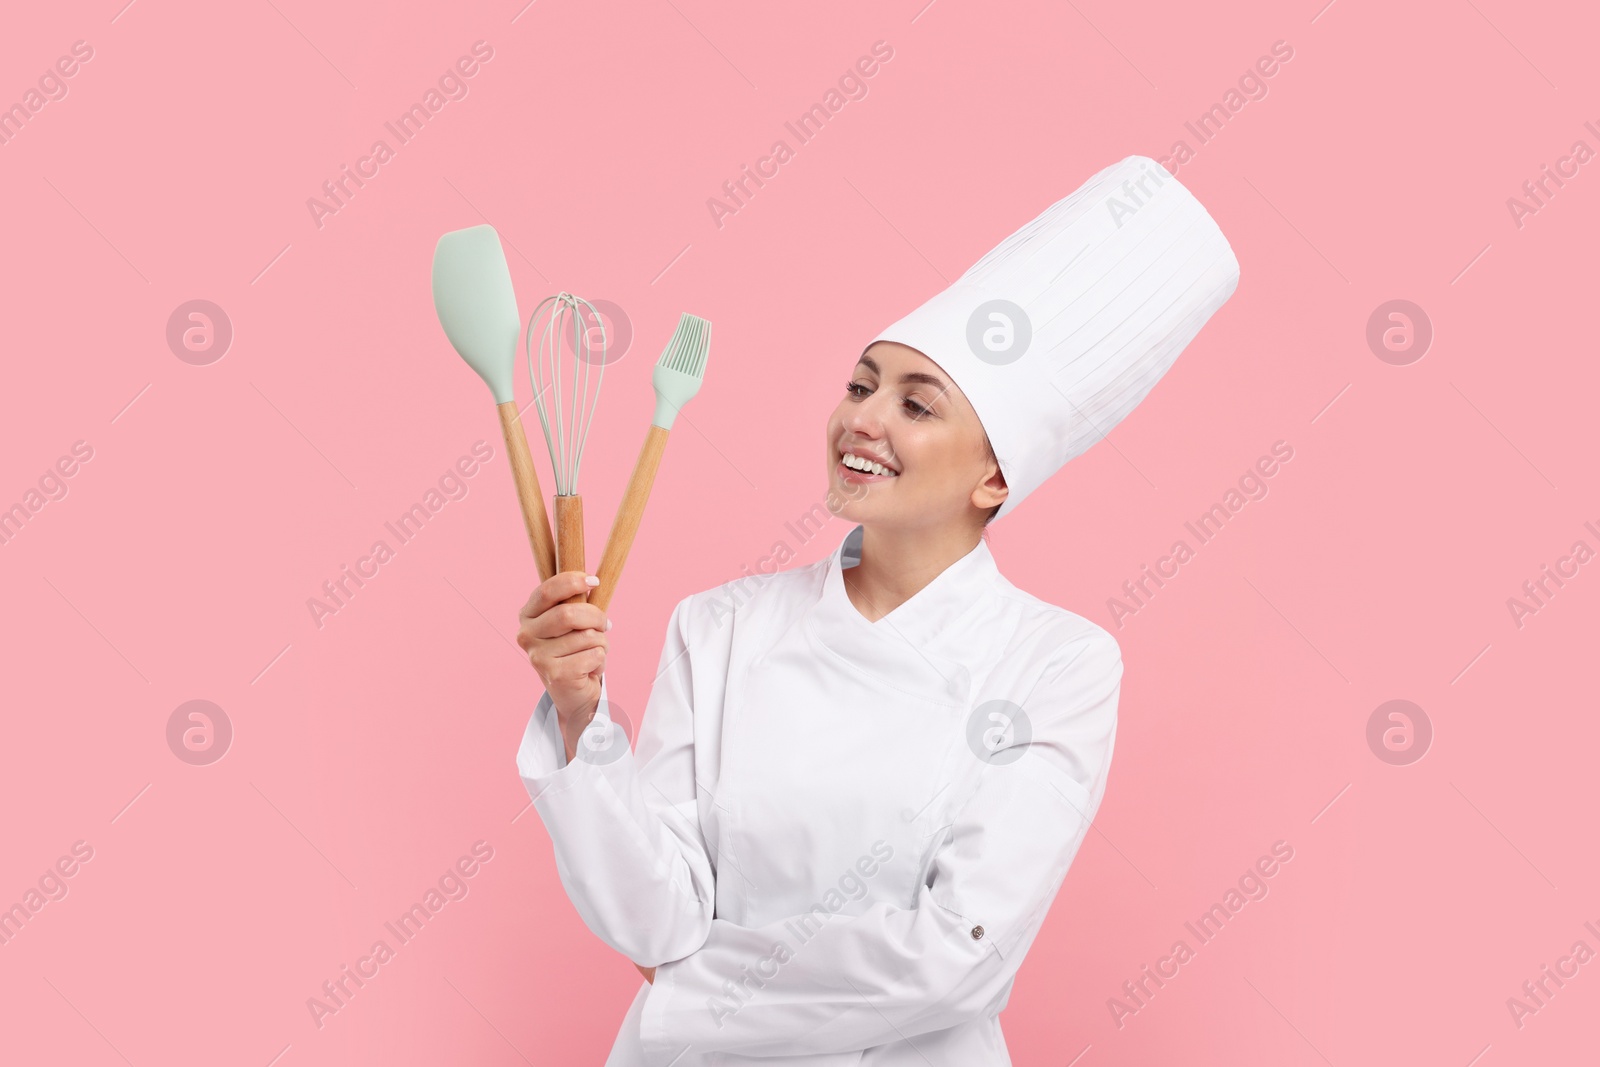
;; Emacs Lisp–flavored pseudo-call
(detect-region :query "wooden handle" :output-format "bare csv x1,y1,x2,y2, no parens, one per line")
497,402,557,583
592,424,670,613
554,494,587,605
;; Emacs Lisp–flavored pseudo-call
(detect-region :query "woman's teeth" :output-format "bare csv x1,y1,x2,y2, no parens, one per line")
841,453,897,477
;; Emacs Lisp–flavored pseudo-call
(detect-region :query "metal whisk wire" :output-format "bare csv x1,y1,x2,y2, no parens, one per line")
525,292,608,495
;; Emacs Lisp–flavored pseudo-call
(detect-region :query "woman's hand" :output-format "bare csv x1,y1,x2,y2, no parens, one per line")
518,571,611,762
635,964,656,984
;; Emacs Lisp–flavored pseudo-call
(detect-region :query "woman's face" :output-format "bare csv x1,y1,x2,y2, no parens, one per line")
825,341,1006,529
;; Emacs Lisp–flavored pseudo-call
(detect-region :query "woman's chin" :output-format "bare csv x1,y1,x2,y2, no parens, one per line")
827,481,870,520
828,492,901,529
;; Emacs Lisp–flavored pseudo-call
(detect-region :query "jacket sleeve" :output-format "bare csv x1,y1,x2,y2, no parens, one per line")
516,595,717,966
636,626,1122,1062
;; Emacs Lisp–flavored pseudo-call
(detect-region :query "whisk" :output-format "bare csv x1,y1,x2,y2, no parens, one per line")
526,293,609,606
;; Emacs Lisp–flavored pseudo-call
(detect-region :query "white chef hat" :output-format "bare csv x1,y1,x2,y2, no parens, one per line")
863,154,1241,522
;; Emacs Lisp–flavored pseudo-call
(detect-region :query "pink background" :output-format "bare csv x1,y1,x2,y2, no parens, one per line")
2,0,1597,1063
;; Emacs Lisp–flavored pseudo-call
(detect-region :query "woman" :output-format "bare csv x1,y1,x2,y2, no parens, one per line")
515,155,1239,1065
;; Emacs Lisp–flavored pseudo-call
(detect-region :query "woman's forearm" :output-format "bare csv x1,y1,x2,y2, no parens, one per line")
559,703,598,763
518,674,717,965
518,598,717,967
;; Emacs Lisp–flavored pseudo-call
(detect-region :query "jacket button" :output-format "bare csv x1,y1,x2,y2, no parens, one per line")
970,925,985,940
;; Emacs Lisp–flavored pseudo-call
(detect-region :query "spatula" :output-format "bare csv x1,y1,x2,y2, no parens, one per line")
431,225,558,582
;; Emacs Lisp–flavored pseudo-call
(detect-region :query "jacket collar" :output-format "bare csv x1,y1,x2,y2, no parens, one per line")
811,524,1000,658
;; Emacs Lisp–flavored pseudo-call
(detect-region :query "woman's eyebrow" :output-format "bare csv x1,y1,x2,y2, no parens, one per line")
857,354,947,391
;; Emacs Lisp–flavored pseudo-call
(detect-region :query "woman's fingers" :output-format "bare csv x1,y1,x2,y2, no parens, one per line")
517,607,609,651
522,623,607,678
516,572,609,713
528,627,607,662
519,571,600,622
542,645,606,689
517,597,609,647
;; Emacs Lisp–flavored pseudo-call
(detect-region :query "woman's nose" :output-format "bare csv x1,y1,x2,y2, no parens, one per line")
843,394,888,435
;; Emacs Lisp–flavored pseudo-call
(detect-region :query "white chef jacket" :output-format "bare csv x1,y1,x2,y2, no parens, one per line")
516,525,1121,1066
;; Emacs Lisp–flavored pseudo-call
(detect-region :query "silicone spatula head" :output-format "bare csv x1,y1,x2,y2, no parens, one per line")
650,313,711,430
431,224,520,404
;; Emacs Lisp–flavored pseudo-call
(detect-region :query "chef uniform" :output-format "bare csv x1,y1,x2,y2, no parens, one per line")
516,155,1240,1066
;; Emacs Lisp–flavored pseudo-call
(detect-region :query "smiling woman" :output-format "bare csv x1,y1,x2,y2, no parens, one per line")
822,342,1010,622
514,154,1241,1065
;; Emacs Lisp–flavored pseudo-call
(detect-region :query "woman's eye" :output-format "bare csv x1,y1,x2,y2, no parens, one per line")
845,380,929,417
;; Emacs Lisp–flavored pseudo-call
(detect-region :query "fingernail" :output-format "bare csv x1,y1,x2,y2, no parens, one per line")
604,619,613,631
585,574,600,587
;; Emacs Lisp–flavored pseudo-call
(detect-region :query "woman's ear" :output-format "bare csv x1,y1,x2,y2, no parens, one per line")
972,465,1009,511
972,435,1008,512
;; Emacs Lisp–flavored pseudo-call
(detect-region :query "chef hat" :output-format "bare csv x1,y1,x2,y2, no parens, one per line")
863,154,1240,522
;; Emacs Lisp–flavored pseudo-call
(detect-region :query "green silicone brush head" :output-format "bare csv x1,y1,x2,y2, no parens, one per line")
651,313,711,430
431,225,520,405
